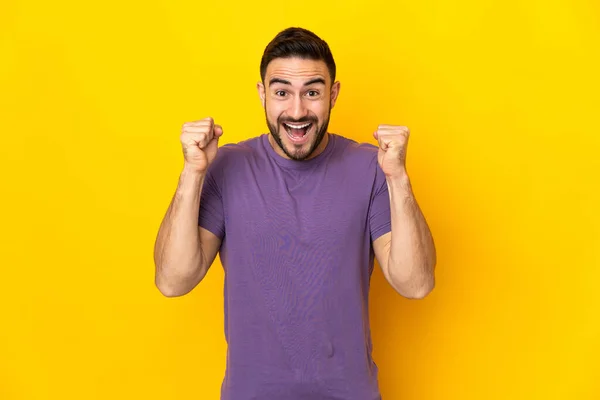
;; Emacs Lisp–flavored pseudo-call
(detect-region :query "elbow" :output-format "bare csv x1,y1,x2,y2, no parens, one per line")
155,278,187,297
405,276,435,299
154,256,206,298
156,283,186,298
392,270,435,300
154,270,196,298
404,258,436,299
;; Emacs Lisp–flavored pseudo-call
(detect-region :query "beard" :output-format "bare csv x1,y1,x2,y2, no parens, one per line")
266,107,331,161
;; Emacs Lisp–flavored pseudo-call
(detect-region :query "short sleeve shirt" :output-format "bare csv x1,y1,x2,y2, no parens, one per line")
199,133,391,400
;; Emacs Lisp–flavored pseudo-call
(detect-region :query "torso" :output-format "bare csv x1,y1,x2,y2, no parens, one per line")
203,133,388,400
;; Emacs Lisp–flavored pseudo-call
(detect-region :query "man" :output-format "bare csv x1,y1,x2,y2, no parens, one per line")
154,27,436,400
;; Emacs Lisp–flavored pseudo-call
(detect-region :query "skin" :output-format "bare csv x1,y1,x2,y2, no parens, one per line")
372,126,436,299
257,57,340,161
154,118,223,297
155,56,436,300
257,57,436,299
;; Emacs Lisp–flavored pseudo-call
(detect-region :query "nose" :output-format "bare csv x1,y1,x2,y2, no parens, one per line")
288,95,308,121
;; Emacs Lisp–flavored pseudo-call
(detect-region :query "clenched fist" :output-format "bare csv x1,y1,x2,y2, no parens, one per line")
373,125,410,179
180,117,223,174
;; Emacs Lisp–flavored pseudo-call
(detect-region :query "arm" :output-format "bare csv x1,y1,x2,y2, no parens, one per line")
372,124,436,299
154,166,222,297
154,117,224,297
373,172,436,299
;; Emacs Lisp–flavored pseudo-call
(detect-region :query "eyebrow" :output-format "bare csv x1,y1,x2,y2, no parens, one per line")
268,77,326,86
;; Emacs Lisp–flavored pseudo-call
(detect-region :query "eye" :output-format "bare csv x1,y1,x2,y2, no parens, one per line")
275,90,286,97
307,90,319,97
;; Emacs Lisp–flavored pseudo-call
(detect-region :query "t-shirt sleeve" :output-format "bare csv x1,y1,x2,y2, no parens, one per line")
369,158,391,242
198,162,225,240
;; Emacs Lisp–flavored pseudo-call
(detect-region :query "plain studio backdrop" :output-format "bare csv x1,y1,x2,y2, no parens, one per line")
1,0,599,399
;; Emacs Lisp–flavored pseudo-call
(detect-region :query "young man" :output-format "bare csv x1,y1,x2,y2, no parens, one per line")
154,27,436,400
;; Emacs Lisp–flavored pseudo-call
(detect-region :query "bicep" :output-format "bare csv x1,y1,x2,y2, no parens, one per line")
199,226,222,272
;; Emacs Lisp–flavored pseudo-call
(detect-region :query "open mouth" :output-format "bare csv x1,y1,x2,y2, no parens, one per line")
283,122,313,143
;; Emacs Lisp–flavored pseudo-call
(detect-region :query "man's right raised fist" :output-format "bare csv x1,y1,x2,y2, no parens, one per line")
180,117,223,174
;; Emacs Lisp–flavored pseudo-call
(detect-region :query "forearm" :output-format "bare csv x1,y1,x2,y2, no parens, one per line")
154,166,207,296
386,172,436,298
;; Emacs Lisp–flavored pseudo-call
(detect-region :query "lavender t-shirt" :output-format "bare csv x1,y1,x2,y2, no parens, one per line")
199,133,391,400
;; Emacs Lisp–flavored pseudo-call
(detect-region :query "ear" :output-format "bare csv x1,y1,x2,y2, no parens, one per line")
257,82,266,109
330,81,341,108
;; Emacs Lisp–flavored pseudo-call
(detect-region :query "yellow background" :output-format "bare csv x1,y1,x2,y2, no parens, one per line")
1,0,599,398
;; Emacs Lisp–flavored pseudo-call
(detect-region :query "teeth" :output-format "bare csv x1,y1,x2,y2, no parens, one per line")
284,122,311,129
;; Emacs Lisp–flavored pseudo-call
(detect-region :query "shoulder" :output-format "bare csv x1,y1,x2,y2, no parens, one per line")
331,133,379,167
330,134,386,190
216,135,262,158
333,133,378,153
206,135,263,174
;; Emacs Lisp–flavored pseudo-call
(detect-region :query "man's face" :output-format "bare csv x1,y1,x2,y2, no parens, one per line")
258,57,340,161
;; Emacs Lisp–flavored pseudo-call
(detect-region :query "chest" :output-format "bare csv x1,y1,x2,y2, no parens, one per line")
221,164,373,252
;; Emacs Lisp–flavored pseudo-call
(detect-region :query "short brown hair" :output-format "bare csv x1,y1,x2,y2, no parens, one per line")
260,27,336,83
